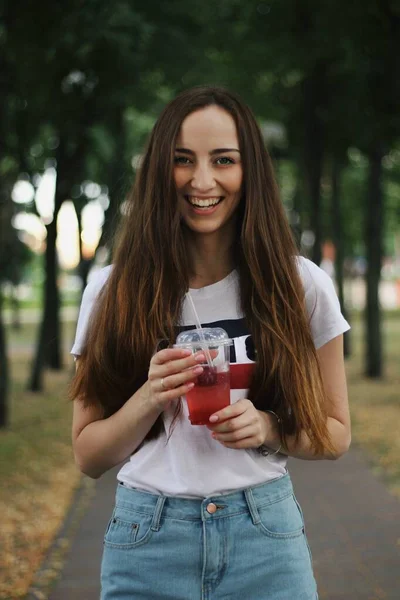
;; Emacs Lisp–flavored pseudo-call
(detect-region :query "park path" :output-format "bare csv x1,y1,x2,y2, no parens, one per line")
29,448,400,600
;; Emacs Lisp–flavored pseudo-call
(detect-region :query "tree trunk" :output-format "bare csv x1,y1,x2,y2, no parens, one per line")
44,207,62,370
10,287,21,330
28,205,63,391
0,176,17,426
292,161,308,252
0,42,11,426
28,149,71,390
331,158,351,357
365,148,384,377
0,294,8,428
73,203,92,296
28,200,64,389
303,64,325,266
99,109,129,261
28,308,48,392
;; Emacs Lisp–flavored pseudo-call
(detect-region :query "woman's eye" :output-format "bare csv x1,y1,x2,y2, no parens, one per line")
215,157,234,165
174,156,191,165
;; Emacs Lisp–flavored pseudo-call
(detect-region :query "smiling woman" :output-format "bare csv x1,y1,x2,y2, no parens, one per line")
69,86,350,600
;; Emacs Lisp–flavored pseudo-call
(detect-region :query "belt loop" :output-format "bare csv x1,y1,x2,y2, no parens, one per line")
151,496,166,531
244,488,260,525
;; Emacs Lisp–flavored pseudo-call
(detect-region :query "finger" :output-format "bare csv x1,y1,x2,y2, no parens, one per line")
151,348,192,365
156,346,218,366
208,399,252,424
212,425,256,443
207,412,252,433
161,365,204,390
152,380,196,408
149,351,206,379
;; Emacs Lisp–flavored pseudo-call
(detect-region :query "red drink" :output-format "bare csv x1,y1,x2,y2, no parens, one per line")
186,368,230,425
174,326,233,426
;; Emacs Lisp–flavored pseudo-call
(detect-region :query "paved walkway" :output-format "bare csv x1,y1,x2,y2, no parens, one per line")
31,449,399,600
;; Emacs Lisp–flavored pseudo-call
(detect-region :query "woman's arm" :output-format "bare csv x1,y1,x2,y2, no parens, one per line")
72,348,206,478
208,334,351,460
261,334,350,459
72,380,162,479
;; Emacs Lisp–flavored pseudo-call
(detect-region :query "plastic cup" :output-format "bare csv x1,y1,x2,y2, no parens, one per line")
174,328,233,425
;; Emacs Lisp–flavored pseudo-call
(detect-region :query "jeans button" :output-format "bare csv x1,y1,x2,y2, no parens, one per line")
206,503,217,514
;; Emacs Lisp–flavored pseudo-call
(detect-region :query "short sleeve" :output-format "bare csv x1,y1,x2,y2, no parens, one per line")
297,257,350,349
70,265,113,357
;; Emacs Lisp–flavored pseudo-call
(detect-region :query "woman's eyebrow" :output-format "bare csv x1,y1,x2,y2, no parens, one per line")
210,148,241,155
175,148,194,155
175,147,241,155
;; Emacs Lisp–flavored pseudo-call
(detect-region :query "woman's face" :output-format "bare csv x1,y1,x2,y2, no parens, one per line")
174,106,243,236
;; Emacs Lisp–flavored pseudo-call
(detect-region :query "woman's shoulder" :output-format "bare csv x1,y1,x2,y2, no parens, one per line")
71,265,114,357
294,256,350,347
78,265,114,311
84,264,114,298
295,256,332,293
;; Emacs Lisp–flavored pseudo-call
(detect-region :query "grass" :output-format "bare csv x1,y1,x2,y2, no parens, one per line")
0,313,399,598
345,312,400,497
3,297,80,310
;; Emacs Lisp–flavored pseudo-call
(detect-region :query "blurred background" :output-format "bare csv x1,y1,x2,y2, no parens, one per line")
0,1,399,598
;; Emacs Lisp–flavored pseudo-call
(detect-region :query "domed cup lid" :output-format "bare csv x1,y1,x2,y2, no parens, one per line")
174,327,233,348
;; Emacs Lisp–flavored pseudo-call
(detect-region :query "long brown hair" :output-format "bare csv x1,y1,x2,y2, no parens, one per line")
70,85,333,455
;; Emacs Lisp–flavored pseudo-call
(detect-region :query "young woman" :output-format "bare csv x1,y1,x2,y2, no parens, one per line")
70,86,350,600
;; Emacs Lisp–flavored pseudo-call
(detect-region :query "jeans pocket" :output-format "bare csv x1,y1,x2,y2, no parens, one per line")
104,506,154,549
256,493,305,539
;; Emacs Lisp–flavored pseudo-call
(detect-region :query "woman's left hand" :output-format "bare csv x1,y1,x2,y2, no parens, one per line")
207,399,274,450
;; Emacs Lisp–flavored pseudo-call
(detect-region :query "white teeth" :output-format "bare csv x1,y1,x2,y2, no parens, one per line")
187,196,221,208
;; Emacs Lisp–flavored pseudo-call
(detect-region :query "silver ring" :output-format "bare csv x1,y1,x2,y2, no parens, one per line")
160,377,167,391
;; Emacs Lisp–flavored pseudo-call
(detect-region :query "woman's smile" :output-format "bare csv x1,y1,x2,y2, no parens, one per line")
184,195,224,214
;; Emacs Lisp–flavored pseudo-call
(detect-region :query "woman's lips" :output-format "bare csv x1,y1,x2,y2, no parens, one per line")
184,195,224,214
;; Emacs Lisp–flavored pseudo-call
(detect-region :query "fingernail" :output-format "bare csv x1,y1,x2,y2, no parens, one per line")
193,366,203,374
187,382,195,390
182,349,192,356
195,354,205,362
209,415,218,423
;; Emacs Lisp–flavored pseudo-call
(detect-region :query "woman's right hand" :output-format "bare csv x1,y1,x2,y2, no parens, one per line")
147,348,206,411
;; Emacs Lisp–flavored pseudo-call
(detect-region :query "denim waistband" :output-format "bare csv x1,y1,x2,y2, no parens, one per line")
115,473,293,523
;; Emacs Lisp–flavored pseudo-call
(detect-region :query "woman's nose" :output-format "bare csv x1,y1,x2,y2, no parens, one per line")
191,164,215,191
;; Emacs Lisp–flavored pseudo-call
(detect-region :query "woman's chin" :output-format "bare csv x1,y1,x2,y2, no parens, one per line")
182,215,237,237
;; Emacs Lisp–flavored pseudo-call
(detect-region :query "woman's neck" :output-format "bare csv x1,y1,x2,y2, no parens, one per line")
186,231,235,289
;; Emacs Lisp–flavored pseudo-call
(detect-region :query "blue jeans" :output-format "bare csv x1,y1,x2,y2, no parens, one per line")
101,473,318,599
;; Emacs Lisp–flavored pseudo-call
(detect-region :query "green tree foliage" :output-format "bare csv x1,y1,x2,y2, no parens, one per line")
0,0,398,421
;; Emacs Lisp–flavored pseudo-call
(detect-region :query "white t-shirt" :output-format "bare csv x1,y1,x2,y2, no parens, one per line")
71,257,350,498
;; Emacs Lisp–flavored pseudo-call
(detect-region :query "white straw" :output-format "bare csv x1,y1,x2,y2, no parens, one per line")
185,292,213,368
